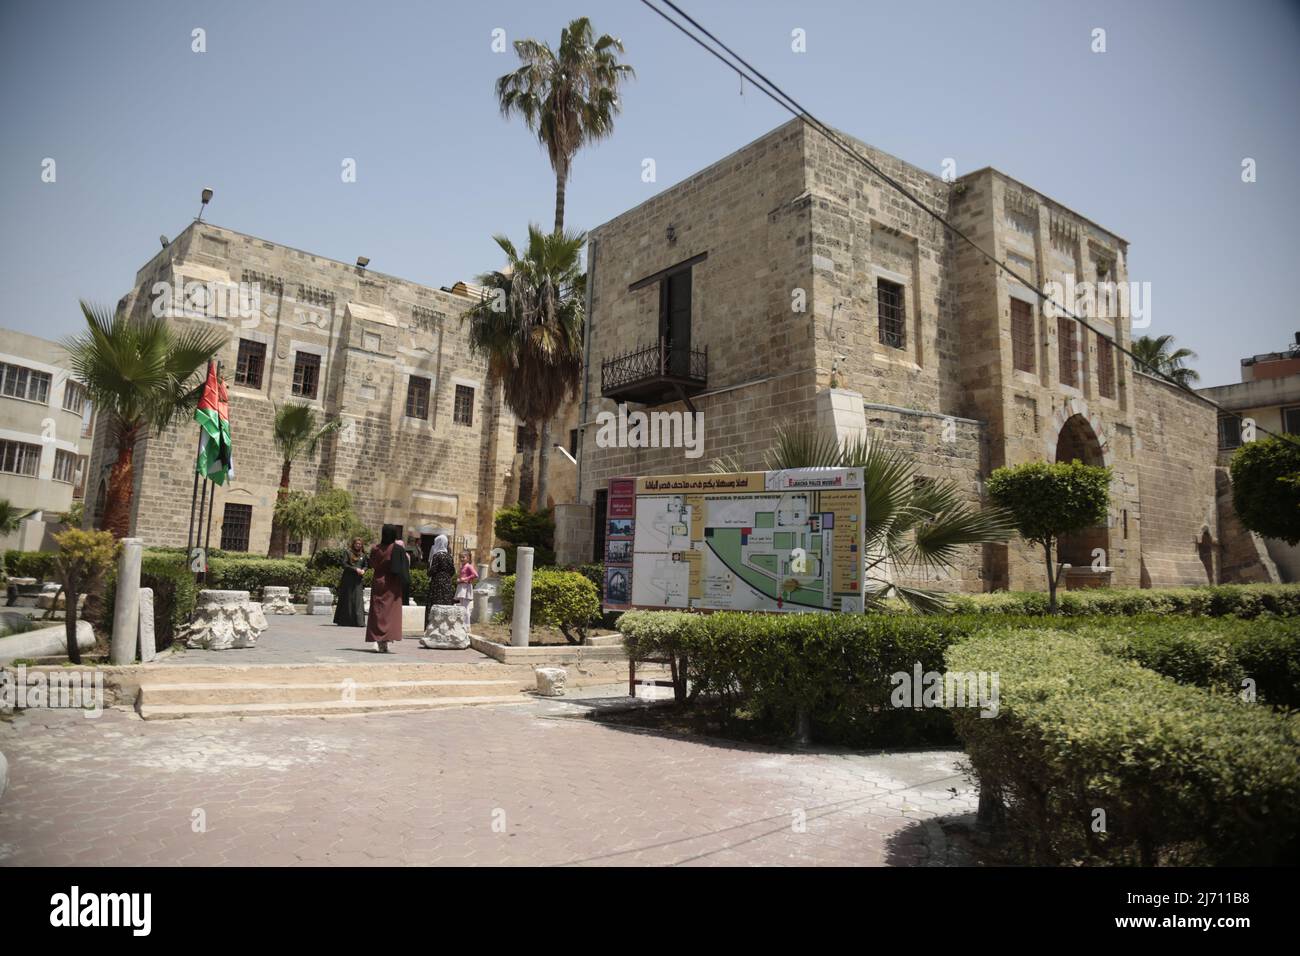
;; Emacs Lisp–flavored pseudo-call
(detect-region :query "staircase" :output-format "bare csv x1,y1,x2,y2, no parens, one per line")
134,662,535,720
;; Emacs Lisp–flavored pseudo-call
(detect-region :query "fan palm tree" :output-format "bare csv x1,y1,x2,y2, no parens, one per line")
64,301,225,538
1131,334,1200,386
713,423,1015,612
496,16,634,235
267,403,342,558
464,226,586,509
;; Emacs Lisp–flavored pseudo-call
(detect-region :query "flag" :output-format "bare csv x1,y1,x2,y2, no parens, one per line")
195,361,234,485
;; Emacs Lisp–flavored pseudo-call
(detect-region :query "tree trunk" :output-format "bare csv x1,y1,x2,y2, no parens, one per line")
100,424,139,539
536,419,552,511
517,424,536,509
267,460,292,558
553,161,569,235
64,575,81,665
1044,540,1059,615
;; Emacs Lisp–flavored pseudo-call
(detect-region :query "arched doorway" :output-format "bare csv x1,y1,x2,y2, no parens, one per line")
1055,414,1110,579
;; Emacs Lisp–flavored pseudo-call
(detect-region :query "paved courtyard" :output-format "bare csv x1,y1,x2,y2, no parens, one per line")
0,691,978,866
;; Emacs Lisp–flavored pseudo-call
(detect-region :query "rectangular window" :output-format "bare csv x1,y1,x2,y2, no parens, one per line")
291,351,321,399
405,376,431,420
235,339,266,389
1283,407,1300,436
453,384,474,426
52,449,77,483
1,362,51,403
1097,334,1116,399
876,279,906,350
72,454,88,499
1010,299,1036,373
569,428,579,458
219,503,253,552
0,439,41,477
62,380,88,415
1218,414,1244,450
1057,317,1079,388
286,539,303,555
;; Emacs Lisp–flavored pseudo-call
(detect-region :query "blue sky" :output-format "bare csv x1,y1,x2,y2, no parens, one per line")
1,0,1296,386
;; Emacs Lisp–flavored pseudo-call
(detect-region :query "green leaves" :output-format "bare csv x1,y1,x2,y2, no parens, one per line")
987,459,1112,547
272,402,341,464
1229,435,1300,545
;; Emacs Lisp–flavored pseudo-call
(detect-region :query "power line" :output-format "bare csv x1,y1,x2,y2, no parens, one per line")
638,0,1291,445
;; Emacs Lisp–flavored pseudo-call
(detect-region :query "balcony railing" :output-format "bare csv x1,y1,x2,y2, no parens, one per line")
601,336,708,406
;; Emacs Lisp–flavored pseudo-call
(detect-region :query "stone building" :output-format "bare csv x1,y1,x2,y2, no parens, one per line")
0,329,94,551
84,222,576,557
1199,337,1300,582
559,118,1221,592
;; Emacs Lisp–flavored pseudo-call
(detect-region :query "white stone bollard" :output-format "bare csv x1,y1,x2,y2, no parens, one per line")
261,586,296,615
110,537,143,665
535,667,567,697
307,587,334,615
138,587,156,663
511,547,533,648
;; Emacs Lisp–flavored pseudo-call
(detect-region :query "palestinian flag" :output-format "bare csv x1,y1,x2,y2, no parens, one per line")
195,361,234,485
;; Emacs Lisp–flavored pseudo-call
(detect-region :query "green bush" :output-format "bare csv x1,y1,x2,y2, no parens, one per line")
500,544,556,573
3,550,60,582
619,610,982,745
206,557,314,601
308,546,353,572
494,505,555,550
947,628,1300,865
499,569,600,643
946,583,1300,619
101,553,198,651
1229,435,1300,546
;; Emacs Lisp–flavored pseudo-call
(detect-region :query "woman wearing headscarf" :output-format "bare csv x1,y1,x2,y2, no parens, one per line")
365,524,409,653
333,536,368,627
423,534,457,627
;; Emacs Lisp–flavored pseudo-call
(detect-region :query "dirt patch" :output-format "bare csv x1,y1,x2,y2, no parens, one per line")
474,622,617,647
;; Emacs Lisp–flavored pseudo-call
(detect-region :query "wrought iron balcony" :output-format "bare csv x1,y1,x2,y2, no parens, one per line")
600,336,708,408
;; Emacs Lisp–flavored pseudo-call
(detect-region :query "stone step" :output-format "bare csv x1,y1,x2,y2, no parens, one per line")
137,695,527,721
137,677,532,707
139,661,511,685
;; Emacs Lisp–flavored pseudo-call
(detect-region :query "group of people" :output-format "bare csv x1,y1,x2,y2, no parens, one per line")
332,526,479,653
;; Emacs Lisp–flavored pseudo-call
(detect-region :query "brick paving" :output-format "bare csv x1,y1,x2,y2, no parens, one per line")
0,695,977,866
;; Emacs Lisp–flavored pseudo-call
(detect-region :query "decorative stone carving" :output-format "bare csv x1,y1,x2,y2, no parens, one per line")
262,586,296,615
307,587,334,616
535,667,567,697
420,604,470,649
183,590,268,650
138,587,156,663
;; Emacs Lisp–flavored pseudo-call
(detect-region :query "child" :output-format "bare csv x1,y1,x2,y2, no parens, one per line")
456,551,479,628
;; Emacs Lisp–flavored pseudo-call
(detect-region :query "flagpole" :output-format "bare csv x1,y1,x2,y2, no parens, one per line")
185,431,203,562
203,475,217,574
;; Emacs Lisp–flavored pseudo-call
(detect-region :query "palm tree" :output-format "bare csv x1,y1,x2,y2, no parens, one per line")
714,423,1015,612
496,16,634,235
64,301,225,538
464,226,586,509
0,499,34,581
1131,334,1200,386
267,403,342,558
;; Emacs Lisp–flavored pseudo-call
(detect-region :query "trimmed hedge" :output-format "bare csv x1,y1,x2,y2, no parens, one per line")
947,628,1300,865
499,569,600,643
100,553,198,650
206,558,314,601
4,549,60,582
618,610,982,745
947,583,1300,618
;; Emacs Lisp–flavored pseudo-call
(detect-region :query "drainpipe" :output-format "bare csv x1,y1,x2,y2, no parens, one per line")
577,237,596,505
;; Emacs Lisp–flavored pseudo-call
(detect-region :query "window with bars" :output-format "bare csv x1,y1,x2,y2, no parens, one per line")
453,384,474,426
235,339,266,389
876,279,906,350
405,376,431,419
62,380,88,415
0,439,41,477
1057,317,1079,388
1218,414,1244,450
220,503,253,552
1010,299,1036,372
1,362,51,404
569,428,579,458
52,449,78,483
292,352,321,399
1097,334,1116,398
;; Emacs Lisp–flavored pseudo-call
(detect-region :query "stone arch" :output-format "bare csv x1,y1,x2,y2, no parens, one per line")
1043,397,1114,467
1052,408,1111,576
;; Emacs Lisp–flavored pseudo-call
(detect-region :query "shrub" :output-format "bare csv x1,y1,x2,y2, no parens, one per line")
946,583,1300,619
1229,435,1300,545
53,529,119,664
494,505,555,550
3,550,60,582
947,628,1300,865
500,543,556,573
308,546,353,572
206,557,314,601
499,569,600,643
101,553,199,651
620,610,982,745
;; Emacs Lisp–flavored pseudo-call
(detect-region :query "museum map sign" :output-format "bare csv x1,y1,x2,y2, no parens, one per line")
602,468,866,614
